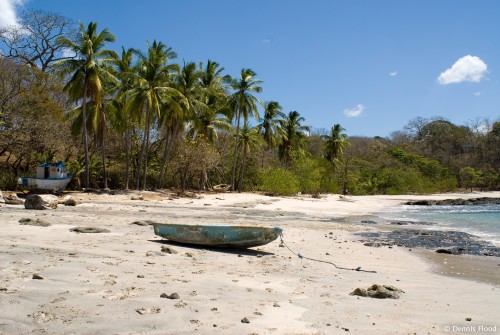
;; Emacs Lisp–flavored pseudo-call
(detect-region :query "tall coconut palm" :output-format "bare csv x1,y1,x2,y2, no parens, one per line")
237,122,260,191
277,111,310,169
258,101,285,168
125,40,181,190
324,123,349,170
157,61,202,188
228,68,262,191
110,47,136,189
55,21,117,188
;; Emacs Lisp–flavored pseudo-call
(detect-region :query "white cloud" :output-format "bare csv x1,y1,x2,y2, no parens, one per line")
389,71,398,77
0,0,24,28
262,38,272,44
473,91,481,96
344,104,364,117
437,55,487,85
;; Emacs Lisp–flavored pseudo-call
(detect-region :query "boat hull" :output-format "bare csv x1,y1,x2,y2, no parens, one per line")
153,223,280,248
18,177,71,191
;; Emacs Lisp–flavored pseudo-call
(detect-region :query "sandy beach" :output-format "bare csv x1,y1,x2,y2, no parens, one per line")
0,191,499,335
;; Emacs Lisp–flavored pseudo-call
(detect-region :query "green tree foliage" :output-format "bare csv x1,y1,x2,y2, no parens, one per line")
2,14,498,194
55,21,118,188
259,168,300,196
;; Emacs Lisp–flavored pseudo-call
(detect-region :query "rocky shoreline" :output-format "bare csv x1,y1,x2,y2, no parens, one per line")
357,229,500,257
356,196,500,257
405,197,500,206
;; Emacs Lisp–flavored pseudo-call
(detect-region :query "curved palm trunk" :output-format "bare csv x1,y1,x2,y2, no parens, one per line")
237,147,247,193
124,129,131,190
157,119,181,189
99,107,108,190
82,83,90,189
230,111,241,191
100,138,107,189
142,104,151,191
136,104,149,190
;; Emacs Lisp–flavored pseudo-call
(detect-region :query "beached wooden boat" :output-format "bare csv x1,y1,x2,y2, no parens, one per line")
153,223,281,248
18,162,71,191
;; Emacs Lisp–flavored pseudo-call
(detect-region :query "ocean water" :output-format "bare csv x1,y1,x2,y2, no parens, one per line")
379,204,500,247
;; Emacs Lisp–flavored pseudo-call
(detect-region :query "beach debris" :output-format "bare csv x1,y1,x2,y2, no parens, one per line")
4,193,24,205
466,317,472,321
19,218,51,227
137,275,144,278
69,227,110,233
32,273,44,280
160,292,180,299
131,195,144,200
24,194,58,210
350,284,404,299
241,317,250,324
64,197,79,206
161,246,178,254
135,307,160,315
130,220,154,226
32,311,56,323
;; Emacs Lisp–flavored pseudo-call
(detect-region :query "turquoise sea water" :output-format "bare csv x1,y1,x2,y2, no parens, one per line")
380,204,500,247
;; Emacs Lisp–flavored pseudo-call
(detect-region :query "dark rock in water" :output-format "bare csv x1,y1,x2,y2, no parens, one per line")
406,197,500,206
69,227,110,233
350,284,404,299
161,292,180,299
19,218,51,227
390,220,434,226
24,194,58,210
435,248,453,254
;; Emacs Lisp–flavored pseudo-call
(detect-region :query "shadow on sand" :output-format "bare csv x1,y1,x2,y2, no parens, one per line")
148,239,275,257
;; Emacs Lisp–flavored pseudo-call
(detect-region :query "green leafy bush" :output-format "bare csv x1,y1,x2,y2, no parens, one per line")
259,168,300,196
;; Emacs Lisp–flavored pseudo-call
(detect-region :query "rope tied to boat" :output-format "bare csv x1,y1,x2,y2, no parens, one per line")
274,227,377,274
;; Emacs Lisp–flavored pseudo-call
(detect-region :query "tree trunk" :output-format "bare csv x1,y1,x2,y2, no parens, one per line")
142,104,151,191
100,107,108,190
124,129,130,190
101,138,107,189
136,104,148,190
238,148,247,193
230,111,241,191
82,83,90,188
157,119,180,188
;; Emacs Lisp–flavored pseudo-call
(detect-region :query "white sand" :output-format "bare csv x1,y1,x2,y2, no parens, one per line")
0,191,499,334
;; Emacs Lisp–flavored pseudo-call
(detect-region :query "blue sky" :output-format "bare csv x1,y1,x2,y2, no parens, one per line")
1,0,499,137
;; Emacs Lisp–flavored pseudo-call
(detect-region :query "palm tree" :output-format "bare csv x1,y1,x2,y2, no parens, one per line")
259,101,285,149
110,47,136,189
125,40,181,190
157,61,202,188
258,101,285,168
237,122,260,191
228,68,262,191
324,124,349,170
55,22,117,188
277,111,310,169
324,124,350,194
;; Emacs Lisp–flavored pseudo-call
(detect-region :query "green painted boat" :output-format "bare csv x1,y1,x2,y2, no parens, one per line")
153,223,281,248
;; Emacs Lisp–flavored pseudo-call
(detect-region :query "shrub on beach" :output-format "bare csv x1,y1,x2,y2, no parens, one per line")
259,168,300,196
